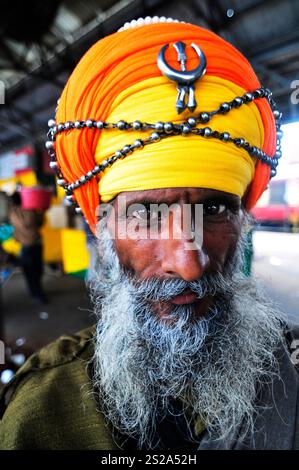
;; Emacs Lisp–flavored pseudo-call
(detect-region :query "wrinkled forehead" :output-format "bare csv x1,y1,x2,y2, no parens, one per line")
111,187,241,206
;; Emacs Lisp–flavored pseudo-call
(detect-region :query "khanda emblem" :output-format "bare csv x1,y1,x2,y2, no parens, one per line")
157,41,207,114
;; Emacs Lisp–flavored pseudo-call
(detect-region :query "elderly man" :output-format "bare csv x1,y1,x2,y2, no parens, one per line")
0,18,298,450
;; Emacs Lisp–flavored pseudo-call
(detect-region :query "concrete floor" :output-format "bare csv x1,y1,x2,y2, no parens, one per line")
1,267,93,353
253,230,299,324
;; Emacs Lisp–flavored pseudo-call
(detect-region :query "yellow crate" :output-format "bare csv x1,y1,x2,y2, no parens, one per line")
61,228,90,273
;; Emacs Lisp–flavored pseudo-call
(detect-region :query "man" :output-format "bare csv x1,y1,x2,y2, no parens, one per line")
9,191,47,304
0,18,298,450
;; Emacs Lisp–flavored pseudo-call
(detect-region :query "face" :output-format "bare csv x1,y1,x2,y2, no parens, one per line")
107,187,244,321
92,189,282,448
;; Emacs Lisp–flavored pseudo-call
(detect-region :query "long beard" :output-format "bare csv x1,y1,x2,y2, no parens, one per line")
88,216,284,449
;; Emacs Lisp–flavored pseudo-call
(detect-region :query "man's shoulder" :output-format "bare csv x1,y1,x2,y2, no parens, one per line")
1,324,96,410
0,325,116,449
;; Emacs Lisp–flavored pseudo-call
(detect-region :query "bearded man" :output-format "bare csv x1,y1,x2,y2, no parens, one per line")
0,18,298,451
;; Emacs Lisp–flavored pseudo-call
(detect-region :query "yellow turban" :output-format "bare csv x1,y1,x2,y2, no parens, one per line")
55,20,276,232
96,75,264,202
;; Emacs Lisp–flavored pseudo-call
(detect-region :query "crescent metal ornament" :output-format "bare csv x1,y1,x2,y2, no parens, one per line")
157,41,207,114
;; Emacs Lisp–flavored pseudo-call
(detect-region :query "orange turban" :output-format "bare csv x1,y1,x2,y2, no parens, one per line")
54,20,277,233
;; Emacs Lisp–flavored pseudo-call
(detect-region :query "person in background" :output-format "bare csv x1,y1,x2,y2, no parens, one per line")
8,191,47,304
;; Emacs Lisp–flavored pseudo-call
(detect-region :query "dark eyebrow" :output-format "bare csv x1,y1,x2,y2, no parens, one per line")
200,193,241,205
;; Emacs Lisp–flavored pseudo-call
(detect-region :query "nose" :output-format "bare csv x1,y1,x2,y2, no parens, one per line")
161,238,210,281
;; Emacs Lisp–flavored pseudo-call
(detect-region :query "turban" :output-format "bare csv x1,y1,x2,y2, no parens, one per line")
54,19,277,233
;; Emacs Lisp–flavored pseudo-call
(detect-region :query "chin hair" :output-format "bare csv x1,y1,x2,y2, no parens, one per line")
88,212,285,449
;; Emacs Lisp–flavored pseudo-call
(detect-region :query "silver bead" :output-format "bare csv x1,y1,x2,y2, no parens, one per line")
276,130,283,139
133,121,142,130
49,161,58,169
275,150,282,158
134,139,143,148
164,122,173,133
87,171,93,178
151,132,160,141
57,123,64,132
57,178,66,186
245,92,254,101
155,121,164,131
265,88,272,97
199,112,210,123
233,97,243,107
115,150,123,159
75,207,82,214
96,121,104,129
86,119,94,128
221,132,230,141
45,140,54,150
66,195,74,201
122,145,132,154
273,110,282,120
65,121,72,130
270,169,277,178
48,119,56,128
74,120,82,129
220,102,231,113
91,166,99,175
182,125,191,134
204,127,212,137
117,120,126,130
80,176,86,183
101,160,108,168
187,118,197,127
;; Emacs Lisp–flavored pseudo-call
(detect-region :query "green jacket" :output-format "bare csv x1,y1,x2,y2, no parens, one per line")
0,326,119,450
1,324,299,450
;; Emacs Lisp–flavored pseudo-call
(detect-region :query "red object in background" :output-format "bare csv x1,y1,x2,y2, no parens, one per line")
20,187,52,210
251,204,289,223
251,204,299,227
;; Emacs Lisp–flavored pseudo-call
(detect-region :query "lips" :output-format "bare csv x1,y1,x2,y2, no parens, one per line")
169,288,199,305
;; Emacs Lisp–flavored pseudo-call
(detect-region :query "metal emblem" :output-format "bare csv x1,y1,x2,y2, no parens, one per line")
157,41,206,114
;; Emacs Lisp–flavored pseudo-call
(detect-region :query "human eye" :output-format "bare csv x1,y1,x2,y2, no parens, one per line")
131,207,148,220
130,204,161,225
203,201,227,216
203,198,240,218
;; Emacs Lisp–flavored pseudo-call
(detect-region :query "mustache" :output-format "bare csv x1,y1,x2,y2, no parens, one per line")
129,271,234,302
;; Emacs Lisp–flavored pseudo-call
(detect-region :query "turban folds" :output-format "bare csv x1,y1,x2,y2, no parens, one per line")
55,21,276,232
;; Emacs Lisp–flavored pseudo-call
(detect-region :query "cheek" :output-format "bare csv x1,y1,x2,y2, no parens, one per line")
107,213,160,277
203,222,241,270
112,238,159,277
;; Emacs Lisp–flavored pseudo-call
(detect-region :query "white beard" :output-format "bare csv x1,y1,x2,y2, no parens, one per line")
88,216,284,449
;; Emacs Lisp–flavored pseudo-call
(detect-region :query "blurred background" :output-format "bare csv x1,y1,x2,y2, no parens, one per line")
0,0,298,383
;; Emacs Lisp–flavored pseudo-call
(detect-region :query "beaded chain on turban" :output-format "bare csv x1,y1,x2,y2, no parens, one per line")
45,17,282,227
